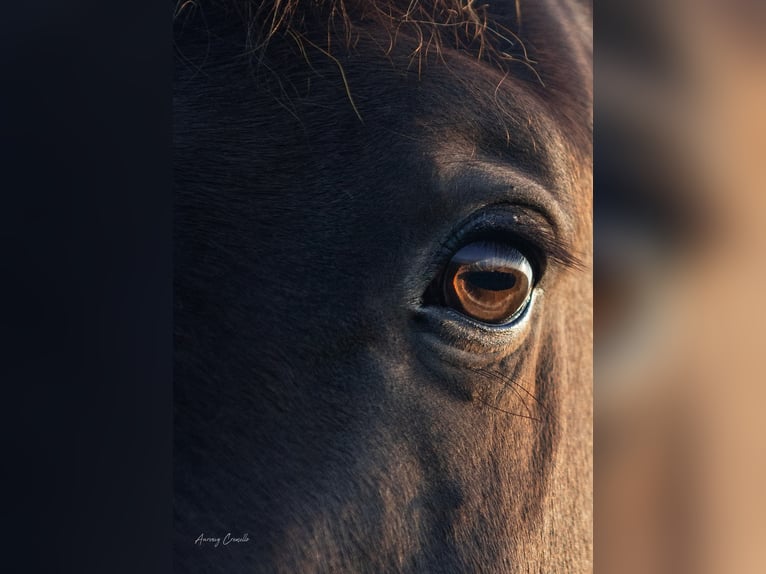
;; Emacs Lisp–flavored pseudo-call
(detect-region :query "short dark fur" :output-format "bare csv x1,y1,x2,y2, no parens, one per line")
174,0,592,571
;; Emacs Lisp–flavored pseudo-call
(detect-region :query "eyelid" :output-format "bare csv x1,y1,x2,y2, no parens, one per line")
436,204,581,282
412,289,542,358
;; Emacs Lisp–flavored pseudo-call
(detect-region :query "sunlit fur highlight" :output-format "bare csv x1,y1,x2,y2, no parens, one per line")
175,0,539,78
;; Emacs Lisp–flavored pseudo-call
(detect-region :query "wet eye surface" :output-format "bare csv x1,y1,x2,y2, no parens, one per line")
428,241,535,325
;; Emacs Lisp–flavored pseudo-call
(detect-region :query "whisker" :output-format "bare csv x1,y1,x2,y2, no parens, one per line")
468,365,557,423
475,396,541,423
469,366,534,418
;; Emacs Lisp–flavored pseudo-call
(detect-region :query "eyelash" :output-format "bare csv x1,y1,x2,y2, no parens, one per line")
433,208,579,286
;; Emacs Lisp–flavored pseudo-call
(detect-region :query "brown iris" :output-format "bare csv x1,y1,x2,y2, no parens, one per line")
442,241,534,324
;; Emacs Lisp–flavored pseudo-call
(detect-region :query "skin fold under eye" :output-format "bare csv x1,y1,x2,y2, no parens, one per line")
432,241,535,325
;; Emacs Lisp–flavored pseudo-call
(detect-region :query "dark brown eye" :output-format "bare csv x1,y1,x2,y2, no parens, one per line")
440,241,534,324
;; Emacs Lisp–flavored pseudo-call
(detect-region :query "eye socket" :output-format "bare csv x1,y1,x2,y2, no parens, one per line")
429,241,535,325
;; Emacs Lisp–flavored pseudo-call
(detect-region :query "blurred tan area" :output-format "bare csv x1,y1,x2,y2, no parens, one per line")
597,1,766,572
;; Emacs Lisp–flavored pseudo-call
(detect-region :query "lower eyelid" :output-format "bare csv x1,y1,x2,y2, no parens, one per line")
412,289,543,358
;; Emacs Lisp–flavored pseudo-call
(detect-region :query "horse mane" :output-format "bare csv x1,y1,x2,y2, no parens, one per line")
174,0,532,71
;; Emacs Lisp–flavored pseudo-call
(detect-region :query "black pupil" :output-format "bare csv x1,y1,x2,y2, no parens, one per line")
460,271,517,291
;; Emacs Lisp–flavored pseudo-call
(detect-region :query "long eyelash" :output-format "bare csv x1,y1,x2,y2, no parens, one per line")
529,224,585,272
434,206,586,283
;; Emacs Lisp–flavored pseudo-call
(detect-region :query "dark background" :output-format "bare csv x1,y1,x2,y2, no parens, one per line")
1,2,171,572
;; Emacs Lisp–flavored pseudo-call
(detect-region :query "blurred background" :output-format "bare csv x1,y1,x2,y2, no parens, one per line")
596,0,766,572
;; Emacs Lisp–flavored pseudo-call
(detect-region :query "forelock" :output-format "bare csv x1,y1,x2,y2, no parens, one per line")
174,0,534,72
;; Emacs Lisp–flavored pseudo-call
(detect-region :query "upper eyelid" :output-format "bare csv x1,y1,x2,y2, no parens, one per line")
437,204,581,274
489,204,583,271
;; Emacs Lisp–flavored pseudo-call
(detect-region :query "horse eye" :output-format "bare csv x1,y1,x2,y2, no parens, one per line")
436,241,534,324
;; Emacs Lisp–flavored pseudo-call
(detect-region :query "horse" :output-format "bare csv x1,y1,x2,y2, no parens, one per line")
173,1,592,571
